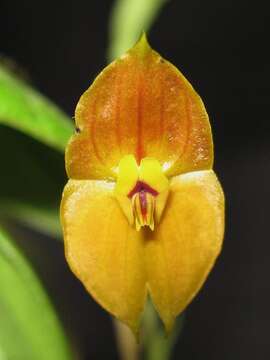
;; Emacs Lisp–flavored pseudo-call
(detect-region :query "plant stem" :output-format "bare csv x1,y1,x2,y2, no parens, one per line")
113,319,141,360
143,302,185,360
113,302,185,360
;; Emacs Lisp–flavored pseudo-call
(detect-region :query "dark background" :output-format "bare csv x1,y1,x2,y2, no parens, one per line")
0,0,269,359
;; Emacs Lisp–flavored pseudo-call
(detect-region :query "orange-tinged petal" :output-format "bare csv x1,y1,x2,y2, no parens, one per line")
144,170,224,331
66,34,213,180
60,180,147,334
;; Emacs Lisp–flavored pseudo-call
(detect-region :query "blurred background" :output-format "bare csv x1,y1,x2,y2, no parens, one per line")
0,0,269,359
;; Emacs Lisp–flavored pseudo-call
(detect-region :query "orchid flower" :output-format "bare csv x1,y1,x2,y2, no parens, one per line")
60,35,224,336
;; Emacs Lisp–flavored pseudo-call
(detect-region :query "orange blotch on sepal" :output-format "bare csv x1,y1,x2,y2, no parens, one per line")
66,34,213,180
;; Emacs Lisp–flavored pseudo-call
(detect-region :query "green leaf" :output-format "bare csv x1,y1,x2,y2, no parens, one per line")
0,64,73,235
0,63,73,235
0,125,65,237
0,65,73,152
0,203,61,238
0,227,72,359
108,0,168,61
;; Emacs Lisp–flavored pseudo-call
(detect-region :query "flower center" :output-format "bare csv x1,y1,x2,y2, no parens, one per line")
128,181,158,231
114,155,169,231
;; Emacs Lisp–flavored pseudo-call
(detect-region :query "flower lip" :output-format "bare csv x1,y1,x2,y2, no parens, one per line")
128,180,159,198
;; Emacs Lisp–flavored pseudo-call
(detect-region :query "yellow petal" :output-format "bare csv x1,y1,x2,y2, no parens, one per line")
144,170,224,332
139,157,169,193
115,155,139,195
60,180,147,335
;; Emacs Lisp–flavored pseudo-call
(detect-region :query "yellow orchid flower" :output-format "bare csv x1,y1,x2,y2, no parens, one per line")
60,34,224,336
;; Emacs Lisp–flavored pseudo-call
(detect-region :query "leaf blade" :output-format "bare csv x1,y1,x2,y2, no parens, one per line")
0,227,72,359
108,0,168,61
0,66,73,152
0,125,65,237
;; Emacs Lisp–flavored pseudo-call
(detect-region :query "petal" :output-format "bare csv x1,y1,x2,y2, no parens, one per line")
115,155,139,195
144,170,224,331
139,157,169,193
66,35,213,180
60,180,147,334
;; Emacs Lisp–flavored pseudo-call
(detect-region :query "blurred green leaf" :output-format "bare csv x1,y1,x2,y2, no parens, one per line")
0,125,65,237
108,0,168,61
0,63,73,236
0,65,73,152
1,203,61,238
0,227,72,359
